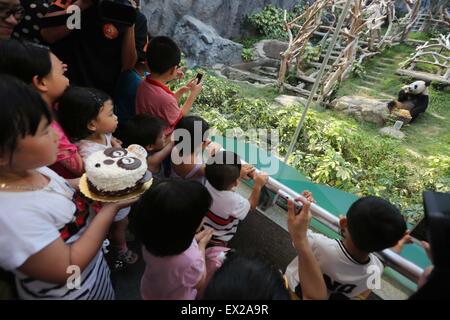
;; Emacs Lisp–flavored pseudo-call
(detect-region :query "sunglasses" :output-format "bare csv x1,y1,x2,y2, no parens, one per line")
0,5,24,21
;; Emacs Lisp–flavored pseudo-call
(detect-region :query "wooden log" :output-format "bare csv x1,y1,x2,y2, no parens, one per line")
396,68,450,84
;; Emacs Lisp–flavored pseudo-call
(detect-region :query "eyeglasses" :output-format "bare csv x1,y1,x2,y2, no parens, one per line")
0,5,24,21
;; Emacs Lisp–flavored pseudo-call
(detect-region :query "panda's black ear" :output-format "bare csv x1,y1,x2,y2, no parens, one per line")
424,80,432,87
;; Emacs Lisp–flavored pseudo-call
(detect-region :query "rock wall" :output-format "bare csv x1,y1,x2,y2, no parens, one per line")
140,0,300,39
173,16,243,67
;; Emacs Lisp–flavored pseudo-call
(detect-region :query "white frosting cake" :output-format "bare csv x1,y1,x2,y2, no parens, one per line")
85,147,148,196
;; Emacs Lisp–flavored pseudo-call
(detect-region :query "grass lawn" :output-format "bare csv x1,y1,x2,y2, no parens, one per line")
336,44,450,160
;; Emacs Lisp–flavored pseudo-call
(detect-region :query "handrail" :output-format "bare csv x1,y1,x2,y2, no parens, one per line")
239,158,424,285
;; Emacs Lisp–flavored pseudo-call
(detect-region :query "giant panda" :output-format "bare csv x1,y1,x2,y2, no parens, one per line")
387,80,430,123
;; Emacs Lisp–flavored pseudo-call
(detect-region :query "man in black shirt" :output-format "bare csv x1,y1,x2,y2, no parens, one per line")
41,0,147,96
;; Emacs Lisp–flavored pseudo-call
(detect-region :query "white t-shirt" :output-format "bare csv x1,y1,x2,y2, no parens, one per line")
76,134,129,221
285,231,384,300
0,167,114,299
203,181,251,243
76,134,113,161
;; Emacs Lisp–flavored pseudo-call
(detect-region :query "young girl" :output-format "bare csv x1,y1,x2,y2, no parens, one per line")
134,179,214,300
170,115,221,184
0,75,132,299
57,86,138,269
0,39,83,178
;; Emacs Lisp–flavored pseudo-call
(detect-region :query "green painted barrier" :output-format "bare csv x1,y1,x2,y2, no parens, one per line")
214,136,431,293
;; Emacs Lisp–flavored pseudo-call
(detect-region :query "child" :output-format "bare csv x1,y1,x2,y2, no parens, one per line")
203,151,269,246
0,39,83,179
134,179,214,300
285,195,407,300
203,253,290,300
0,75,132,299
114,35,151,125
119,114,174,179
57,86,138,269
135,36,203,135
170,115,221,184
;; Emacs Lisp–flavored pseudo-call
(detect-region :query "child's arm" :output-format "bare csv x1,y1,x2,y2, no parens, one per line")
174,76,194,102
287,195,327,300
180,81,203,116
17,199,136,285
248,172,268,211
147,141,174,173
390,232,413,254
194,228,214,291
66,178,80,191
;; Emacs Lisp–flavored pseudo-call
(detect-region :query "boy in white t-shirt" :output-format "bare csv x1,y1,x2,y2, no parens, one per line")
203,151,268,246
285,195,408,300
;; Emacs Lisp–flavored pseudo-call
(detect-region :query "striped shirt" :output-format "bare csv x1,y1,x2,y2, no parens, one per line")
203,181,250,243
0,167,114,300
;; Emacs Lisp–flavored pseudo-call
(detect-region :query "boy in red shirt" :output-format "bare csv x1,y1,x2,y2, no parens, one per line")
136,36,203,135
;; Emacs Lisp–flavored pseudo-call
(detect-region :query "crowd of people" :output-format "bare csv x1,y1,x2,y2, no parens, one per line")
0,0,448,300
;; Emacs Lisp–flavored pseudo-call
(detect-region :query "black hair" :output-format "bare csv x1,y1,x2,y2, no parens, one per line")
346,196,406,252
0,39,52,84
205,151,241,191
146,36,181,74
120,114,166,148
174,115,210,156
0,74,52,159
203,252,290,300
57,86,111,142
133,179,212,257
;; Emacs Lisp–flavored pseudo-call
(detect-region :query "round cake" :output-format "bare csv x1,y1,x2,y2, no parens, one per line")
85,146,149,197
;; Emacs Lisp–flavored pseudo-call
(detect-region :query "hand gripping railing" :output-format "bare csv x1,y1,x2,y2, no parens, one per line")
240,159,424,285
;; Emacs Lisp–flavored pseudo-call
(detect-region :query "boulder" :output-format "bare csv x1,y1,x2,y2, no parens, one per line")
173,16,243,67
141,0,299,39
274,95,307,107
330,96,390,126
379,127,405,140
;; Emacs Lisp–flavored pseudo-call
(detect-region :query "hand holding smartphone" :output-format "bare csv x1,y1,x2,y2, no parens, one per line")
275,190,303,215
196,72,203,84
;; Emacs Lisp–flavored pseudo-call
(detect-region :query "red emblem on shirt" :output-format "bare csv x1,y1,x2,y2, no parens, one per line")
103,23,119,40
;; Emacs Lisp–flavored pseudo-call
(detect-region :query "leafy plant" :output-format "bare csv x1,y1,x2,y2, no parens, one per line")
247,4,306,40
242,48,254,62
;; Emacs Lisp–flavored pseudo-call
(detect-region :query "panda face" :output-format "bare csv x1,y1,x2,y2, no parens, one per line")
406,81,427,95
93,147,142,171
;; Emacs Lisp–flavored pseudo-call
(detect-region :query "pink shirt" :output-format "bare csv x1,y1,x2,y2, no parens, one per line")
51,121,78,162
135,77,183,135
140,240,205,300
48,121,82,179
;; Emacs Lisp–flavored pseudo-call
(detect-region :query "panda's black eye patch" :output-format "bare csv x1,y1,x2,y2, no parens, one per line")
414,85,418,89
117,157,141,170
104,147,128,158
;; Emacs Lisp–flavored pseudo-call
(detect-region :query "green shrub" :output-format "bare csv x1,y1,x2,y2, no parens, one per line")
247,4,306,40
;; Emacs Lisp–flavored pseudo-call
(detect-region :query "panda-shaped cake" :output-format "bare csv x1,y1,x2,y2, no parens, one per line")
85,146,150,197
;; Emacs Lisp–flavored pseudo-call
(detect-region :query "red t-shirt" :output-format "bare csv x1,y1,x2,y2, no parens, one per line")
135,77,183,135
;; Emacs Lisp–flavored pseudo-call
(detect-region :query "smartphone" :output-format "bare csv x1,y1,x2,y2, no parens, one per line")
196,72,204,84
410,217,428,244
275,190,303,215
